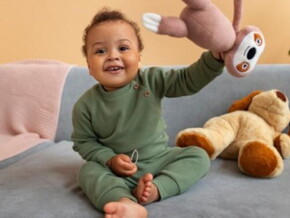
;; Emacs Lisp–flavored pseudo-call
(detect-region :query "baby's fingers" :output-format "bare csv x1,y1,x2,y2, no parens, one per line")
121,159,135,170
121,163,137,176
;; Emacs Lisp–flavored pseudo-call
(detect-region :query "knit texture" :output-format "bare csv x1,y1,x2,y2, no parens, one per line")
0,59,72,160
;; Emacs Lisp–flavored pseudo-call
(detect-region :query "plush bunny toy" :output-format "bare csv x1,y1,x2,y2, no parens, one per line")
176,90,290,178
143,0,265,77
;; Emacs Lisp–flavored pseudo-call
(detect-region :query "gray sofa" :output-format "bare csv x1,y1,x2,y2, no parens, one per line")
1,64,290,218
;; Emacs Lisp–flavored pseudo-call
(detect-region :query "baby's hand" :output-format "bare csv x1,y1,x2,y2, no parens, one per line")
107,154,137,177
211,51,224,62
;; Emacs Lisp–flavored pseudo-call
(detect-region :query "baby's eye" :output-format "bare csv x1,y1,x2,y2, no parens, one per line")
119,46,129,52
96,49,106,54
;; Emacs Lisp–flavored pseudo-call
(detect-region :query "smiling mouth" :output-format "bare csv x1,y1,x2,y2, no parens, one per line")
105,66,124,72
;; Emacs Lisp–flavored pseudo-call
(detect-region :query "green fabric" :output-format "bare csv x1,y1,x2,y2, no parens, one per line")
72,51,224,210
78,146,210,211
72,52,224,167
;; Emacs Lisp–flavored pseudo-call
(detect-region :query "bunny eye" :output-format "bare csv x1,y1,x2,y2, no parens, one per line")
236,62,250,72
254,33,263,46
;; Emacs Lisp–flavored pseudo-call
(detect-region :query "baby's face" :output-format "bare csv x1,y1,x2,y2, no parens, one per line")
86,20,141,91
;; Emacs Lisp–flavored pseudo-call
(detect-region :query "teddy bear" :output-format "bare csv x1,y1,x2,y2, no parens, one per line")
142,0,265,77
176,89,290,178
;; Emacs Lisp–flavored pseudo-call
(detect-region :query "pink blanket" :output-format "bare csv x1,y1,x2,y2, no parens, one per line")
0,60,72,161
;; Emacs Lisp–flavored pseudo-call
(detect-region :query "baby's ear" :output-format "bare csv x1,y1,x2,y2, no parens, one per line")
228,90,262,112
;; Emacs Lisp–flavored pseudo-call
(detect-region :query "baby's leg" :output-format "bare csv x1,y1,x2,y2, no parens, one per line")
104,198,147,218
153,146,210,200
132,173,160,204
78,161,136,212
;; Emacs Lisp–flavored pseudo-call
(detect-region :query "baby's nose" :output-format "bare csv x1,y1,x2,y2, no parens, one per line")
107,50,120,61
107,56,119,61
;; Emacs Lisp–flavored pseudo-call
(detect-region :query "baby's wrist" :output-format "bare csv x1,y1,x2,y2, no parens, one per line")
211,51,224,62
106,157,113,168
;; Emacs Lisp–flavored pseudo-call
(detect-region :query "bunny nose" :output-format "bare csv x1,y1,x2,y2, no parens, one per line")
276,91,287,102
247,47,256,60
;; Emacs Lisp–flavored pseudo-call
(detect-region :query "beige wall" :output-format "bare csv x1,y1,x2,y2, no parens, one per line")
0,0,289,66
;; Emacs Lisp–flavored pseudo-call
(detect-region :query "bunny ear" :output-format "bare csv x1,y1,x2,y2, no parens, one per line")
228,90,262,112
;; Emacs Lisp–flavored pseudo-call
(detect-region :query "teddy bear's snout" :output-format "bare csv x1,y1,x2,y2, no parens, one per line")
276,91,287,102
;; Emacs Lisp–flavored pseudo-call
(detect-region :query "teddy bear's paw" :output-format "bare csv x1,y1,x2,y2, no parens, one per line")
176,129,215,159
239,141,283,178
274,134,290,159
142,13,161,33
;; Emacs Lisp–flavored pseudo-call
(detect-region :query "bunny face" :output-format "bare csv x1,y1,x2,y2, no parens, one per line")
248,90,290,132
225,27,265,77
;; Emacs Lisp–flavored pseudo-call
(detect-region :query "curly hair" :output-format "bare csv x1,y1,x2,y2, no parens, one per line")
82,8,144,56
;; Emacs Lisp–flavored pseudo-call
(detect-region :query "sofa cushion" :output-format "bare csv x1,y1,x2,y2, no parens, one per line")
1,140,290,218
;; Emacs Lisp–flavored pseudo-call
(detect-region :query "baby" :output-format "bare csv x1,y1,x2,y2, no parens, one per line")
72,8,224,218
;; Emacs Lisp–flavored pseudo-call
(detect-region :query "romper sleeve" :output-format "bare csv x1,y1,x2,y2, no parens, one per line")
71,97,115,167
144,51,225,98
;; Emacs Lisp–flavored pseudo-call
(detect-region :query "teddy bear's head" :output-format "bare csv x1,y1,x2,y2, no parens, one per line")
249,90,290,132
229,90,290,132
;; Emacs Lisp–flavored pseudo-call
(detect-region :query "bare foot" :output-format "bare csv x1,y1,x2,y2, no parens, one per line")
104,198,147,218
132,173,159,204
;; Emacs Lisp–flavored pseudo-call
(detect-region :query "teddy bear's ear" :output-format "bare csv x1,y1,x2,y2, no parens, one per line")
228,90,262,112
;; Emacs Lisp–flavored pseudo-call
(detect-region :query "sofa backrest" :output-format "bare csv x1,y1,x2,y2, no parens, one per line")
55,66,95,142
56,65,290,146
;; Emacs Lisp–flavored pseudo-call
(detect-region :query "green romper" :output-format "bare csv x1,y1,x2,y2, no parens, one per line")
71,52,224,211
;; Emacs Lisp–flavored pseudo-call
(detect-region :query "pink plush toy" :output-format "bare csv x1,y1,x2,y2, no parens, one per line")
143,0,265,77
